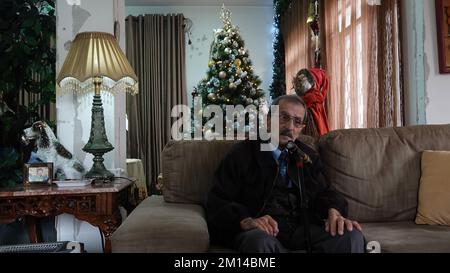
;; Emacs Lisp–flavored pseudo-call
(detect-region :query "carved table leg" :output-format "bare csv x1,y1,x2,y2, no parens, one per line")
104,236,112,253
95,213,121,253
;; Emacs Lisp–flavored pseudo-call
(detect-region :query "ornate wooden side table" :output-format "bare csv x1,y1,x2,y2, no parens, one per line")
0,178,133,253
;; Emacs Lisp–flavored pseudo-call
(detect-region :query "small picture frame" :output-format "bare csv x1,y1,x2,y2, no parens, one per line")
23,163,53,185
436,0,450,73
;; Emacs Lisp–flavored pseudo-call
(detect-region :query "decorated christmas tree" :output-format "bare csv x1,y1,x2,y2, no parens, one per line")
194,5,266,135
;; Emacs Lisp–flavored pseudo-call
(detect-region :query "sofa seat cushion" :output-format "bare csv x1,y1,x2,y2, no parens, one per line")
111,195,209,253
362,221,450,253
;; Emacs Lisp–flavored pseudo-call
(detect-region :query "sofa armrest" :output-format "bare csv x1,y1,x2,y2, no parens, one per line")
111,195,209,253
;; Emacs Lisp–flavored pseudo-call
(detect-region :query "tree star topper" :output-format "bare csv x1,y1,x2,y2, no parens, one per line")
220,4,232,29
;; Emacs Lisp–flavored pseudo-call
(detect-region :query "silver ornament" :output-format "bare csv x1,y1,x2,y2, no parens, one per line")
219,71,227,79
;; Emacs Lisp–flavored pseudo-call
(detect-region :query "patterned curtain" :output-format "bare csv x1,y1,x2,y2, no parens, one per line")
281,0,314,93
323,0,404,129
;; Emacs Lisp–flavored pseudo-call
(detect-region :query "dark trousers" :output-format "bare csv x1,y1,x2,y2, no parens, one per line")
233,224,365,253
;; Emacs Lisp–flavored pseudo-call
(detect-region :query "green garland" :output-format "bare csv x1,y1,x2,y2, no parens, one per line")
269,0,292,100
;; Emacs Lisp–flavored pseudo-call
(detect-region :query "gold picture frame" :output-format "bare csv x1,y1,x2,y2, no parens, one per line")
23,163,53,185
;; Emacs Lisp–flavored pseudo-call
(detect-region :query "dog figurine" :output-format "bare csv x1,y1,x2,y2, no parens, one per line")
22,121,85,179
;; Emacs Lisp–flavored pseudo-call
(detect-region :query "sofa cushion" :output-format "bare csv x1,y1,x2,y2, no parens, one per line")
318,125,450,222
362,221,450,253
415,150,450,226
162,140,240,205
111,195,209,253
162,136,318,206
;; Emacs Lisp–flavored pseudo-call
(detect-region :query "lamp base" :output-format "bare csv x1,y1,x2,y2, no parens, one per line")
84,156,114,180
83,91,115,182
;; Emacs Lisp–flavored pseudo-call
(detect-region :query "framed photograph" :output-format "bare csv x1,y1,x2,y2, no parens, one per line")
23,163,53,185
436,0,450,73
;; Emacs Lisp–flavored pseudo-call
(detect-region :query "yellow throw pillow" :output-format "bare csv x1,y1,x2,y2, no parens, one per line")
415,151,450,226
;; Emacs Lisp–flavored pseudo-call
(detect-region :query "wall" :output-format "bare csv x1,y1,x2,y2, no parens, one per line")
402,0,450,125
55,0,127,253
126,5,275,104
56,0,126,172
423,0,450,124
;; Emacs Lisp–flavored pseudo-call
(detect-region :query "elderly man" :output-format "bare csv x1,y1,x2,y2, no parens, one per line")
206,95,364,253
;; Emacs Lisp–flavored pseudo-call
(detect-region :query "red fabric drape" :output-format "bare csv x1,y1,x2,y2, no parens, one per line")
302,68,330,135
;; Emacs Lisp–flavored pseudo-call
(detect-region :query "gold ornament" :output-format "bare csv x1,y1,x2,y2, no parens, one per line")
229,83,237,90
208,60,215,67
207,93,217,102
234,59,241,67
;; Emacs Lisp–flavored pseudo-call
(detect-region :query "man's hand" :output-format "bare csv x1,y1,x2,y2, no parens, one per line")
325,208,362,236
240,215,279,237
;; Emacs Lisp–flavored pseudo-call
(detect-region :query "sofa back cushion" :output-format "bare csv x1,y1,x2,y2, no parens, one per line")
162,140,240,206
318,125,450,222
162,136,317,206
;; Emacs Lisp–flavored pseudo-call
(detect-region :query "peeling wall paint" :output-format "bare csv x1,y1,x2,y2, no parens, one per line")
403,0,450,126
402,0,426,125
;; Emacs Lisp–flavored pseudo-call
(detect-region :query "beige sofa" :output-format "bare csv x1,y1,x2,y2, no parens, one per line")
111,124,450,253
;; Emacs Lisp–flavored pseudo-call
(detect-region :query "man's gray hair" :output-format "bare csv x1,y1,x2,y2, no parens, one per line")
269,95,308,124
272,94,307,109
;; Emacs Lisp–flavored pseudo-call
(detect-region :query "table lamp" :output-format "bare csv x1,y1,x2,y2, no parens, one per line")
57,32,138,180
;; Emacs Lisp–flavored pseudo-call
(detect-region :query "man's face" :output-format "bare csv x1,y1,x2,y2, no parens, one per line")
277,100,306,147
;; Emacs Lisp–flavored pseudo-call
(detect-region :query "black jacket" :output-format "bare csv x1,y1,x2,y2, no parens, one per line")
206,140,348,246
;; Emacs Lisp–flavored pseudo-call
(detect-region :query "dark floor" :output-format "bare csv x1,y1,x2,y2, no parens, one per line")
0,217,56,245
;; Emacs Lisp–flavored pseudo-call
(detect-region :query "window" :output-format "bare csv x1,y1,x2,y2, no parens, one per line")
324,0,403,129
